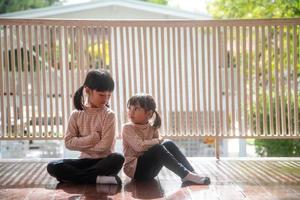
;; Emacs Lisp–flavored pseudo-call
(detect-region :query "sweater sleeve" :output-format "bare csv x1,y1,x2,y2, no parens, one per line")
88,112,116,153
122,124,159,153
153,129,160,138
64,111,100,151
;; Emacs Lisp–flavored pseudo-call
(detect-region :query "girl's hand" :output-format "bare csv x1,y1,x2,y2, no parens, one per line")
158,136,164,143
91,128,101,142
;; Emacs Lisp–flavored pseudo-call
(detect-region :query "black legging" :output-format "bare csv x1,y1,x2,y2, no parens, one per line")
134,140,195,180
47,153,124,183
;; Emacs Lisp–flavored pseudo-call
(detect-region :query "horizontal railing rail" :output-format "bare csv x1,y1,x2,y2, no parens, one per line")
0,18,299,142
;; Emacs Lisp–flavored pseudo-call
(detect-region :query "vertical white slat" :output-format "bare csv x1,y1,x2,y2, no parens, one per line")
293,25,298,136
4,26,11,137
209,27,218,136
161,27,167,133
248,26,253,136
267,26,274,136
46,26,54,137
34,26,42,138
97,26,105,69
107,26,113,100
0,26,4,137
52,26,60,137
149,26,155,106
224,26,229,136
201,26,207,135
167,27,173,136
274,26,280,136
80,26,85,83
286,25,292,136
177,27,184,134
22,25,30,138
143,27,149,93
70,27,75,102
40,25,48,137
212,26,218,136
261,26,267,136
109,26,116,127
206,26,212,135
113,27,121,131
108,26,115,119
102,27,107,68
78,26,82,87
96,27,101,68
183,27,191,136
242,26,248,136
155,27,162,128
16,25,24,137
131,27,137,94
190,27,196,135
64,26,71,120
172,27,178,134
195,26,201,135
279,25,286,136
236,26,242,135
28,25,36,137
182,27,189,135
125,27,132,98
9,25,18,136
229,26,235,136
217,26,224,136
255,26,260,136
84,26,89,71
137,27,144,93
58,26,65,137
75,27,80,97
91,26,95,68
120,27,127,122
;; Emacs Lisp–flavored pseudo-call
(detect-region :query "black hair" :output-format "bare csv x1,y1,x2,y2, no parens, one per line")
73,69,114,110
127,94,161,129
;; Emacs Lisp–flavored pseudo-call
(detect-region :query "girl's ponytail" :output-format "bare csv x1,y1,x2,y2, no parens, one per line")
73,85,85,110
153,111,161,129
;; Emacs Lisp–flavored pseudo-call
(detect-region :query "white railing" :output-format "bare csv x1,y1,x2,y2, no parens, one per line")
0,18,299,141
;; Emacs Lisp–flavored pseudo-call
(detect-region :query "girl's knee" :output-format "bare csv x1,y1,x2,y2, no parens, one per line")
150,143,165,153
47,160,64,176
162,140,177,148
47,162,58,176
109,153,125,165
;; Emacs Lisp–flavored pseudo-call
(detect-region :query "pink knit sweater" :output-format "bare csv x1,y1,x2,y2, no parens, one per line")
64,106,116,159
122,122,160,178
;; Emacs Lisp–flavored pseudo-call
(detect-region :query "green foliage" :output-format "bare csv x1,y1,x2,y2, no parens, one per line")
0,0,59,14
141,0,168,5
255,139,300,156
208,0,300,19
252,92,300,156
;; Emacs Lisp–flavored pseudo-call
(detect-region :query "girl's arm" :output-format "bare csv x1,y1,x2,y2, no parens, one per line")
122,125,159,152
88,112,116,153
153,129,164,143
153,129,160,138
64,112,100,151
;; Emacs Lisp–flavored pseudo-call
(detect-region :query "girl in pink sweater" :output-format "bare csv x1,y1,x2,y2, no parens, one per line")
122,94,210,185
47,69,124,185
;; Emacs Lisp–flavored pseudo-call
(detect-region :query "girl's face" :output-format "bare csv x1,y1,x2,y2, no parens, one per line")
88,89,112,108
127,104,153,125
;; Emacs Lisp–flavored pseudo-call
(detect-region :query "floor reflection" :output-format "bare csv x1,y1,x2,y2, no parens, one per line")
124,179,164,199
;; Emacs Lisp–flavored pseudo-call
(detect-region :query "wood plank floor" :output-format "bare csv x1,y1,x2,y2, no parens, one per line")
0,158,300,200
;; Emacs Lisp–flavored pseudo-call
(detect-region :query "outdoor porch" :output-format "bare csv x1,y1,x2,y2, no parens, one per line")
0,18,300,199
0,158,300,200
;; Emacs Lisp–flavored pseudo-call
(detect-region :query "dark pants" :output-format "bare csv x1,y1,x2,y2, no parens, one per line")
134,140,195,180
47,153,124,184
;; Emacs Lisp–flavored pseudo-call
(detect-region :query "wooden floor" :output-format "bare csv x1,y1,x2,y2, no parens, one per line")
1,158,300,200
